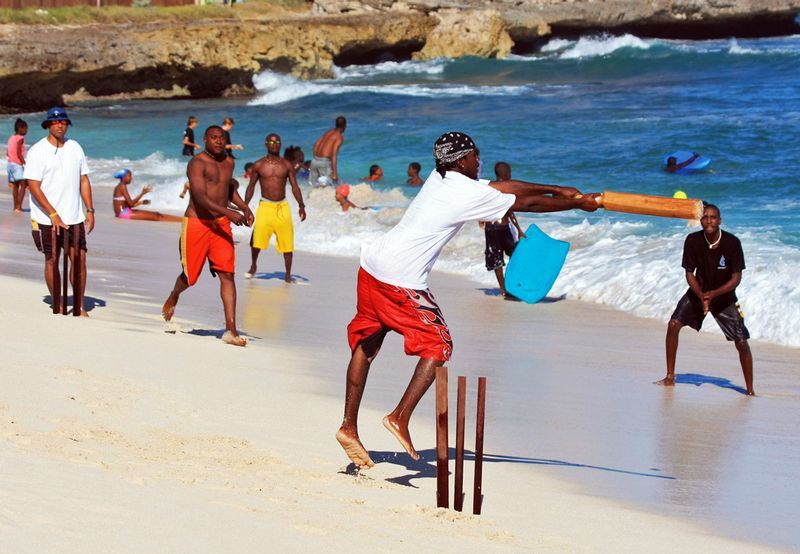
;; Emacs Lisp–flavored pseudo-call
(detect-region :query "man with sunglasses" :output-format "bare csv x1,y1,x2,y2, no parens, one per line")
25,107,95,315
244,133,306,283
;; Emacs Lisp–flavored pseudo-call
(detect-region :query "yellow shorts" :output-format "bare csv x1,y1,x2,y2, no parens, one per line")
252,200,293,253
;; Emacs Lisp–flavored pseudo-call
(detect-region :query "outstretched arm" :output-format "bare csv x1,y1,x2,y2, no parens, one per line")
490,180,597,213
131,185,152,207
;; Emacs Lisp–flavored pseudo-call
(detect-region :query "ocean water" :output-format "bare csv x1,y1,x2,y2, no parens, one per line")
4,33,799,347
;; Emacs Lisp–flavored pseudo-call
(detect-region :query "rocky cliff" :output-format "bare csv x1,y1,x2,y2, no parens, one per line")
1,0,799,112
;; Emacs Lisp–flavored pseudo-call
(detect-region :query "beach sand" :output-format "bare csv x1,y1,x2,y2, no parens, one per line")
1,191,797,552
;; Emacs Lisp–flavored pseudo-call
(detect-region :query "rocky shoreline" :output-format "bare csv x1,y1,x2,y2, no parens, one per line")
1,0,799,113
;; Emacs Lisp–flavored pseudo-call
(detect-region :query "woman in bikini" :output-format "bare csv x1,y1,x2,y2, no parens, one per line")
113,169,182,222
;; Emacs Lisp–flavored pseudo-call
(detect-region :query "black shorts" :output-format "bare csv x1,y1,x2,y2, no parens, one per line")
484,223,517,271
670,293,750,342
39,223,87,259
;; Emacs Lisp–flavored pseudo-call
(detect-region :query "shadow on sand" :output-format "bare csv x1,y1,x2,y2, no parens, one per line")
43,295,106,313
340,447,674,487
477,288,566,303
250,272,310,284
675,373,748,395
184,328,262,341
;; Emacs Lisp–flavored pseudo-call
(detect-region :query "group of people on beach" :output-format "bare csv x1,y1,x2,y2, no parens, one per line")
7,108,756,471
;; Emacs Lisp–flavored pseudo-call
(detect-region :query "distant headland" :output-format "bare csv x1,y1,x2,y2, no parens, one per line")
1,0,799,112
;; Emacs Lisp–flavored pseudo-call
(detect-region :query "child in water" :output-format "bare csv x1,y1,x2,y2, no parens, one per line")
335,184,370,212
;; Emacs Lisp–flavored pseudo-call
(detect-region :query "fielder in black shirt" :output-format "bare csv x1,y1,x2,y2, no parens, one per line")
656,204,754,395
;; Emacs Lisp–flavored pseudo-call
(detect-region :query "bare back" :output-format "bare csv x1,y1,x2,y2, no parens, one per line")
186,153,235,219
313,129,343,158
251,155,294,201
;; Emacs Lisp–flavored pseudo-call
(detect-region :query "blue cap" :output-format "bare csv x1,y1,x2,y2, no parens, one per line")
114,168,131,179
41,107,72,129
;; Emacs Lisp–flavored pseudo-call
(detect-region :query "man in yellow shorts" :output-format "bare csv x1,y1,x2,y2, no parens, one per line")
244,133,306,283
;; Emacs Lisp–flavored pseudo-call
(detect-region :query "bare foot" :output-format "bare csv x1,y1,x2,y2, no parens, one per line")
284,274,293,283
654,377,675,386
162,293,178,321
80,309,89,317
221,330,247,347
336,427,374,469
383,415,420,460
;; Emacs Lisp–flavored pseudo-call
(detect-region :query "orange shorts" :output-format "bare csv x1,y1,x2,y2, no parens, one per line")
180,216,235,286
347,268,452,362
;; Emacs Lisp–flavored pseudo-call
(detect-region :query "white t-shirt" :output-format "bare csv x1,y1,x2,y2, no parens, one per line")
24,137,90,225
361,170,515,289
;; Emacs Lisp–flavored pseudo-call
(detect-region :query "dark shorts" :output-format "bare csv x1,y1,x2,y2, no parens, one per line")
485,223,517,271
39,223,87,259
347,268,453,362
670,293,750,342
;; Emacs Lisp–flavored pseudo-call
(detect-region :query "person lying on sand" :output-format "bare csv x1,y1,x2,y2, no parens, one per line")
113,169,182,222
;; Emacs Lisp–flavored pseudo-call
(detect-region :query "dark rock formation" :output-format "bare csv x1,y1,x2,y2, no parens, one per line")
1,0,799,112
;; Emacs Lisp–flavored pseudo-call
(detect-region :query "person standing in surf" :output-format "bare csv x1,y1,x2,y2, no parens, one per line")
162,125,253,346
336,131,601,469
656,203,754,395
482,161,525,299
309,116,345,186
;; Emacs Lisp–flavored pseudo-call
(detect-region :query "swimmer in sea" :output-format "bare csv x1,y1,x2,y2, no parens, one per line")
113,169,182,222
335,184,370,212
666,152,701,173
406,162,423,186
361,164,383,182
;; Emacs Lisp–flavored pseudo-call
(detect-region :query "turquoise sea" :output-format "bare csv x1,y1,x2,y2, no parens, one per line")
3,32,800,549
5,34,800,347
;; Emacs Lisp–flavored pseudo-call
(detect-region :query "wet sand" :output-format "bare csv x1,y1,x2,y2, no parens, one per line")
1,192,798,551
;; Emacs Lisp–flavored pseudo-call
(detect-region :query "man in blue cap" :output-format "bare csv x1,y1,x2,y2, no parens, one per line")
25,107,95,315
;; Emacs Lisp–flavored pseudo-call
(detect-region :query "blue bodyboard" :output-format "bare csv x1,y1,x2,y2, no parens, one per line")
664,150,711,173
504,224,570,304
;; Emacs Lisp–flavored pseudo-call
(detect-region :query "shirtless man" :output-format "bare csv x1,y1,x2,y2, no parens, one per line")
309,116,346,186
162,126,254,346
244,133,306,282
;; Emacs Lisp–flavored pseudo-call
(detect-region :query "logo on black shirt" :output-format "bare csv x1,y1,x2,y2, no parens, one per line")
718,255,727,270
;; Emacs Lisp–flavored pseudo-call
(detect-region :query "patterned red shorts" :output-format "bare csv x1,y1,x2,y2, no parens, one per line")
347,268,452,361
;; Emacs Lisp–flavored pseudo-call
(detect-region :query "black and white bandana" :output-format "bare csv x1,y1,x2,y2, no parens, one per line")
433,132,476,164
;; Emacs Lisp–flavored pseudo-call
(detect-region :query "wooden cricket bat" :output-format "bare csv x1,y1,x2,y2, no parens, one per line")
596,190,703,220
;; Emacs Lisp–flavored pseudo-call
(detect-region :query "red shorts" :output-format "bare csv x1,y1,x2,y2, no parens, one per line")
180,216,235,286
347,268,452,362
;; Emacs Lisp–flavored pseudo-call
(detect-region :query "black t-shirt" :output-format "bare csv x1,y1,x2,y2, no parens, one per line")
182,127,195,157
223,130,235,159
681,230,745,310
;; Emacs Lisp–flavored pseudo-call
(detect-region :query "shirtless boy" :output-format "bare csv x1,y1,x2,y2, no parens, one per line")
309,116,345,186
162,126,254,346
244,133,306,282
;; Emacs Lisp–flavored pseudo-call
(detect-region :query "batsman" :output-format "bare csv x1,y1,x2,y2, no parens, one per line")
335,131,600,469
